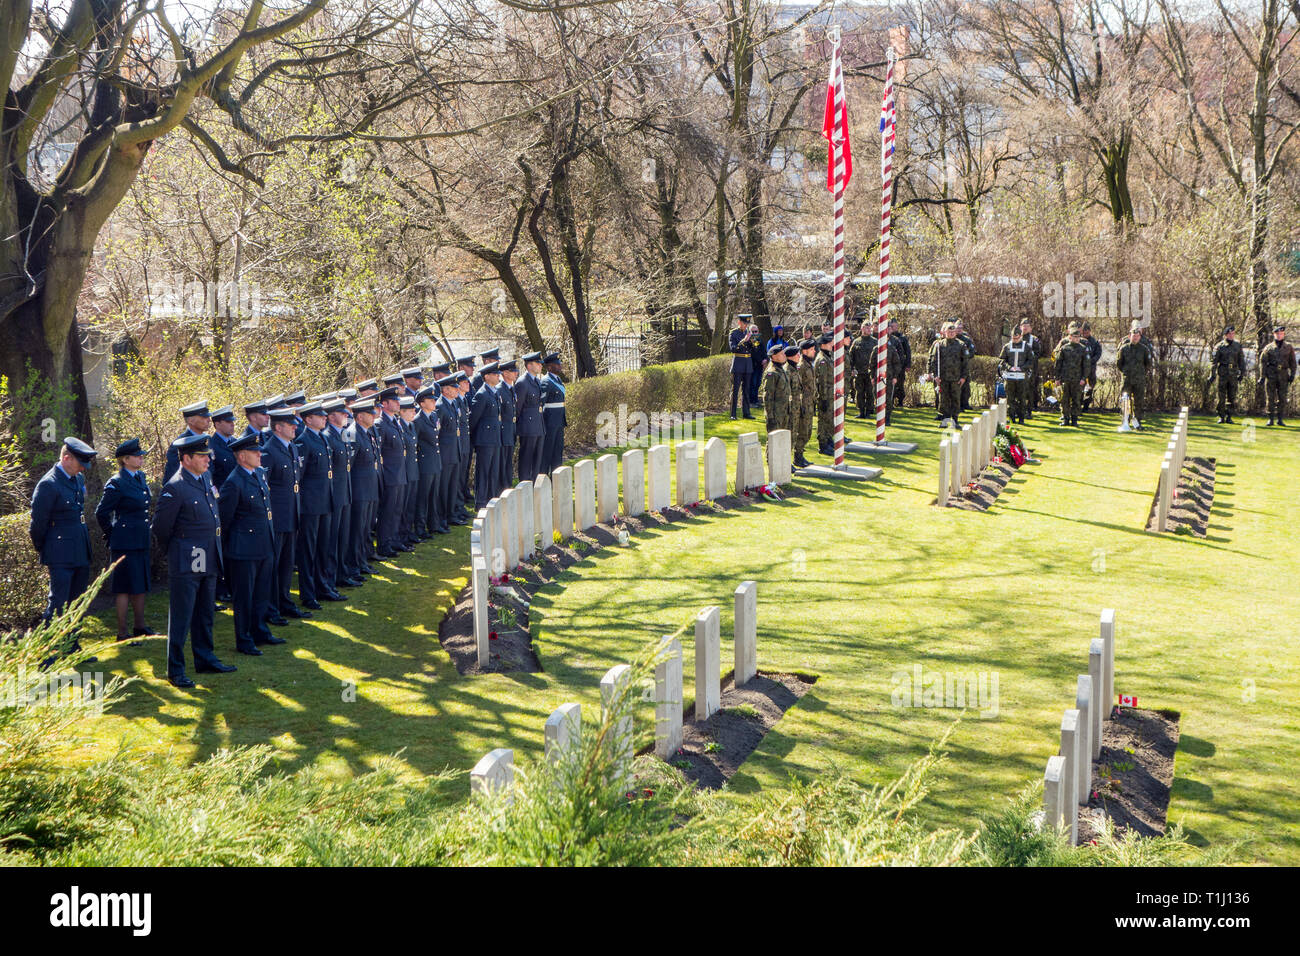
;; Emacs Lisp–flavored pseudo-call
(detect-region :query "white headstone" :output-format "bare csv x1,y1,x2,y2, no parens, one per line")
534,473,553,549
998,397,1008,427
766,429,792,485
647,444,671,511
500,488,520,569
1099,608,1116,719
654,638,683,758
470,748,514,797
938,438,951,507
596,454,618,523
472,555,489,668
485,499,505,577
703,436,727,499
1156,458,1172,531
960,424,973,485
600,664,633,787
949,433,963,496
676,440,700,506
1060,708,1081,846
621,448,644,517
515,480,535,560
1089,639,1105,759
573,459,596,531
544,702,582,766
1043,755,1066,834
695,605,721,720
1075,675,1093,806
735,432,763,492
734,580,757,686
552,465,574,539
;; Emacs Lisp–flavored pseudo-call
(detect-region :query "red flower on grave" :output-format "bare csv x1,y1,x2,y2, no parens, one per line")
1091,790,1099,800
642,788,654,797
676,748,685,756
625,791,636,801
489,631,499,640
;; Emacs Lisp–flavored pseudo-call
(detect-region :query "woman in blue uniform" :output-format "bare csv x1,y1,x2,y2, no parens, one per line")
94,438,155,643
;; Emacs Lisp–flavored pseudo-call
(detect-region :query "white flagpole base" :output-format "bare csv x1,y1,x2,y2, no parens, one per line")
794,463,882,481
845,440,918,454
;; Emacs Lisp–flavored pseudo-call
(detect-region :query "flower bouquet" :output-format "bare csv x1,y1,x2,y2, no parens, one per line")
994,423,1029,468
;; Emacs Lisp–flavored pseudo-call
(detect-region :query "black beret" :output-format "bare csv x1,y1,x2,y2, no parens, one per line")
783,345,800,357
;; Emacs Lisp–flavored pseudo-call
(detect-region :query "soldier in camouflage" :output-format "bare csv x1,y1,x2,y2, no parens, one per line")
814,333,836,455
1261,324,1297,426
927,322,969,427
1208,326,1246,424
1054,321,1090,427
761,342,793,433
849,325,877,419
1116,321,1154,429
792,338,817,467
998,325,1034,425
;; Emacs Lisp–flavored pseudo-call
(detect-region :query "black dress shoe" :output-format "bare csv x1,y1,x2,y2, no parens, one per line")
266,615,289,626
360,565,376,575
302,599,323,610
321,591,346,602
237,646,263,656
256,635,288,645
214,602,228,612
397,544,415,553
375,550,396,559
169,675,196,689
345,577,365,587
133,626,157,637
283,605,310,619
196,661,237,674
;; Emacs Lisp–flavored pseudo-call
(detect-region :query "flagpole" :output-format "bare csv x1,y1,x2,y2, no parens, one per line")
831,25,847,469
875,50,896,444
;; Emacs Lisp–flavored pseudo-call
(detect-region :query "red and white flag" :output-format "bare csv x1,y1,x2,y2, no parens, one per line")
1118,694,1138,707
822,45,852,192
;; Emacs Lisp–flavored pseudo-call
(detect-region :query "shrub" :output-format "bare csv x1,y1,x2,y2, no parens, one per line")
564,356,730,448
0,512,48,629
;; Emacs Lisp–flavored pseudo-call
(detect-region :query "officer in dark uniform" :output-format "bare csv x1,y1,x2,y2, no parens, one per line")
154,434,234,687
344,397,381,576
209,406,238,488
497,359,518,493
283,389,307,439
375,386,408,557
456,371,473,511
435,376,464,529
414,385,443,536
262,407,308,619
164,401,212,482
95,438,154,643
399,395,421,546
243,398,271,442
355,379,378,398
728,314,755,419
30,438,98,651
323,398,359,588
541,352,567,473
295,402,342,606
889,318,911,408
401,366,424,399
219,433,284,656
515,352,546,483
469,361,503,507
471,349,499,392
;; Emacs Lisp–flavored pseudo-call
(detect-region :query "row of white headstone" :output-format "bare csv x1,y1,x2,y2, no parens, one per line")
469,431,792,668
937,399,1009,506
1154,407,1190,532
469,581,762,797
1042,608,1118,846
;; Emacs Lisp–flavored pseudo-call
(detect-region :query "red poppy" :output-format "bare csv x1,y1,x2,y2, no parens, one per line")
489,631,499,640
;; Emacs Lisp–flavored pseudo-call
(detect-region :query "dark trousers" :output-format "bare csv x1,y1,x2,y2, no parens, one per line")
415,472,439,535
229,557,274,651
730,370,751,417
1266,379,1290,419
461,446,473,501
854,370,874,417
400,479,418,541
377,485,406,552
166,573,218,677
42,563,90,625
542,427,565,473
273,531,296,613
474,445,501,508
297,512,329,602
499,442,515,495
517,435,544,483
749,365,763,403
438,467,460,526
328,503,350,584
1060,381,1083,422
1216,377,1239,417
349,499,377,572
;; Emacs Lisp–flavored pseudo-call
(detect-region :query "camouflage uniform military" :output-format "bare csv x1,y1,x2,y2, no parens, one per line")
793,343,817,466
1116,331,1154,427
1054,322,1090,426
761,352,793,433
927,323,969,425
883,334,904,425
1261,325,1297,426
813,339,835,453
1209,330,1246,423
849,330,877,418
998,333,1035,424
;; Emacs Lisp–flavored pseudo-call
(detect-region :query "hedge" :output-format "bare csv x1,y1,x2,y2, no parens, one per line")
0,512,49,629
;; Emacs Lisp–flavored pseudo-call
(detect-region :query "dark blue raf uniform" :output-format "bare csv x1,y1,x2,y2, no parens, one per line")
515,355,546,483
375,393,408,556
294,406,338,605
209,406,238,487
455,361,474,506
435,382,464,529
154,436,230,685
29,439,97,626
345,403,381,575
413,388,443,536
94,440,152,598
324,407,356,589
541,356,568,474
163,400,211,483
728,320,754,418
469,365,503,508
219,435,280,654
261,414,303,616
496,366,517,495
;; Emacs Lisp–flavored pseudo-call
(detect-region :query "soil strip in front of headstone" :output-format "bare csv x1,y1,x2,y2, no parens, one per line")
1077,706,1180,842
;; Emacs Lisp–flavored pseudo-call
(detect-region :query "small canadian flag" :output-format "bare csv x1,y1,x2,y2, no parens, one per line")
1118,694,1138,707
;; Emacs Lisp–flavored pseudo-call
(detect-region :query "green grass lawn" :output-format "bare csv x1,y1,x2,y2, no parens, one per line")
72,405,1300,863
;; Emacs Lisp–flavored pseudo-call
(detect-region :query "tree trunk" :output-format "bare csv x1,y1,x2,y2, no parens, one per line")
740,166,773,340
